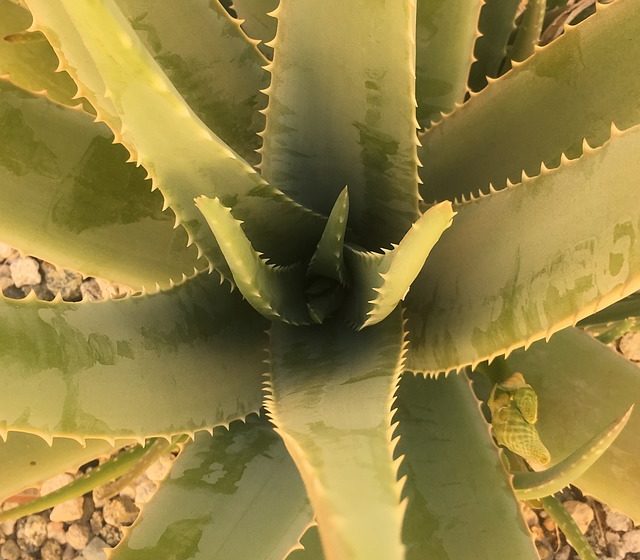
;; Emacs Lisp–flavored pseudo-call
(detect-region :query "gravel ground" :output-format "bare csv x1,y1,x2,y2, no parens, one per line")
1,243,640,559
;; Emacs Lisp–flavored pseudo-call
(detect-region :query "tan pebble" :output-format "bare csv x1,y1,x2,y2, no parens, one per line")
619,332,640,361
0,539,20,560
521,504,539,527
89,512,103,536
15,515,47,553
102,497,139,527
542,517,556,532
119,485,136,500
46,522,66,545
606,508,633,533
9,257,40,287
622,529,640,553
65,523,90,551
41,539,63,560
563,500,594,534
0,502,19,536
530,525,545,542
134,479,157,505
61,544,77,560
144,455,174,481
50,498,84,523
535,543,552,560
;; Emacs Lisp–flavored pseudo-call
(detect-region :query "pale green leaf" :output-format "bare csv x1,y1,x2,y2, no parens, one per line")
502,328,640,522
0,79,202,290
261,0,419,249
344,201,454,328
407,123,640,374
111,416,313,560
420,0,640,202
115,0,267,165
0,433,116,503
196,195,311,324
267,310,406,560
509,0,547,62
306,188,349,324
416,0,483,125
0,274,267,440
0,0,78,106
25,0,323,280
395,373,539,560
307,187,349,286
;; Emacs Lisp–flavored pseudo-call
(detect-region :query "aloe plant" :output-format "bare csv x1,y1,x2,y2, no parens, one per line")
1,0,640,558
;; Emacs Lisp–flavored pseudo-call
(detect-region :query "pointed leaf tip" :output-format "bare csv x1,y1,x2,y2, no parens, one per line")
345,201,455,328
513,405,634,501
197,195,311,325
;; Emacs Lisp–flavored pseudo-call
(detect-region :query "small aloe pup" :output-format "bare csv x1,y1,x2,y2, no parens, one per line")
1,0,640,559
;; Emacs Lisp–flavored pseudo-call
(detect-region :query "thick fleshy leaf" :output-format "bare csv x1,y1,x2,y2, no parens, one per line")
415,0,483,126
25,0,323,280
0,274,267,440
509,0,546,62
115,0,267,165
0,79,201,289
111,416,313,560
307,188,349,286
344,201,454,328
196,195,311,324
0,432,116,503
0,0,78,105
501,328,640,522
266,310,406,560
261,0,419,249
420,0,640,202
407,123,640,374
540,496,598,560
395,374,538,560
232,0,278,56
468,0,520,90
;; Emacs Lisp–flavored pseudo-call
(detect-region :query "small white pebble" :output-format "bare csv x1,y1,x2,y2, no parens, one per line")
144,455,174,482
622,529,640,554
606,508,633,533
134,479,158,505
82,537,109,560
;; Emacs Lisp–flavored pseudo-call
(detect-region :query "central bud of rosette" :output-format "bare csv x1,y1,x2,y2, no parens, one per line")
196,189,455,329
304,273,347,324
